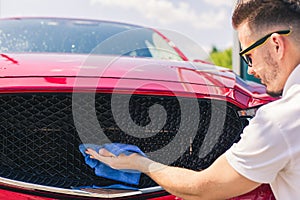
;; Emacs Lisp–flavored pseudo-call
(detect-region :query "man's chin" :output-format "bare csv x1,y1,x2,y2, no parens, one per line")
266,90,283,97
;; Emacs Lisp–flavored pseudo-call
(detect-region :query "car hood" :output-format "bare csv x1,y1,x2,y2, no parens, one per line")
1,53,238,87
0,53,274,108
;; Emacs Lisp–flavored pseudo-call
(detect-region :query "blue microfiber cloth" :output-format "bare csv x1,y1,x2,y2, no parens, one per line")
79,143,146,185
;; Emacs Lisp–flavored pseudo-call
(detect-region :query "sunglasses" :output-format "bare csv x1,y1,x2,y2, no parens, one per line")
239,29,291,67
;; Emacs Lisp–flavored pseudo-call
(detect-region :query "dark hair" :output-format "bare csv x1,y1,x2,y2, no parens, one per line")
232,0,300,31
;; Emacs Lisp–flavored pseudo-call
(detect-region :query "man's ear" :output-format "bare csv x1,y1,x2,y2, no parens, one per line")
270,33,285,59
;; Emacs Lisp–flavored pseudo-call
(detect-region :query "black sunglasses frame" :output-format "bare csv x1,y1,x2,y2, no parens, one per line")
239,29,291,67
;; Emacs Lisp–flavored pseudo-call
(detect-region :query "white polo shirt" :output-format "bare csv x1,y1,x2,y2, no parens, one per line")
226,65,300,199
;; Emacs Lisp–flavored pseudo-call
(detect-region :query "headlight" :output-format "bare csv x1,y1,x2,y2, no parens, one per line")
238,107,258,118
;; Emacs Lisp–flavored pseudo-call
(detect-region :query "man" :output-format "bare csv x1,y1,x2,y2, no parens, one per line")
85,0,300,199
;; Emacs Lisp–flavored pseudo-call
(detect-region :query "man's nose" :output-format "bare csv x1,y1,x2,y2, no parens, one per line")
247,67,255,75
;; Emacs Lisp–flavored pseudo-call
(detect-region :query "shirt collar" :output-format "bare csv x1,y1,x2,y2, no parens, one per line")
283,64,300,97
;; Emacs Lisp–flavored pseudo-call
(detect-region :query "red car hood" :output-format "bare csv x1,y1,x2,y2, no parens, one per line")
1,53,230,82
0,53,274,108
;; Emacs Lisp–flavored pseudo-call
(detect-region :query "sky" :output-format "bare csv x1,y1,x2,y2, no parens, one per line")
0,0,235,57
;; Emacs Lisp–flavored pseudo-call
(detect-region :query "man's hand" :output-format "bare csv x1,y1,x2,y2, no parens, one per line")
85,148,143,171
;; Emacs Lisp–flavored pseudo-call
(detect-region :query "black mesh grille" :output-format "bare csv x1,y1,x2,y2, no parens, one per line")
0,93,246,188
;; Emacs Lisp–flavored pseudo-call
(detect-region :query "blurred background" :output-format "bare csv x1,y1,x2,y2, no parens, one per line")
0,0,236,69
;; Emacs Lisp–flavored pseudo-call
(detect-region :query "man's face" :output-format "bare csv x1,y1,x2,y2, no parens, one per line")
238,23,286,97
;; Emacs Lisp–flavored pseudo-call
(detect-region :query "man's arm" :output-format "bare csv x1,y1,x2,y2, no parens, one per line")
85,148,260,200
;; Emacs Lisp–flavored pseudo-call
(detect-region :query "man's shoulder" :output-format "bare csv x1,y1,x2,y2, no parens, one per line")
261,84,300,113
256,86,300,133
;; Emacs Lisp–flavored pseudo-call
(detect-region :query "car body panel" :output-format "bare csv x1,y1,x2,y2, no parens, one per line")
0,53,275,109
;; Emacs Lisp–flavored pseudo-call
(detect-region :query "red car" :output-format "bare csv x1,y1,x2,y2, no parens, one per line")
0,17,275,199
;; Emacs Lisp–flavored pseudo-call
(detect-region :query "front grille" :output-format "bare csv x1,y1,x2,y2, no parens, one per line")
0,93,246,188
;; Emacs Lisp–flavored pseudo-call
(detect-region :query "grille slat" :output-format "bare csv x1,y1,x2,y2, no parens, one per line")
0,93,245,188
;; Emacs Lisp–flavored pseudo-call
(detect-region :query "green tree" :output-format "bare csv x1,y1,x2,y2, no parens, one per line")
209,46,232,69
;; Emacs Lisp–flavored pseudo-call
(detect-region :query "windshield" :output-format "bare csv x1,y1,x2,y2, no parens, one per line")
0,18,183,61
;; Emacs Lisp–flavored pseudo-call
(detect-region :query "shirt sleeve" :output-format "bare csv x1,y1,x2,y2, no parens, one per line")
225,108,290,183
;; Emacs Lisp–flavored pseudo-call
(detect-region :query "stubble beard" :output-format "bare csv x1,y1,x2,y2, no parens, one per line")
263,51,283,97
